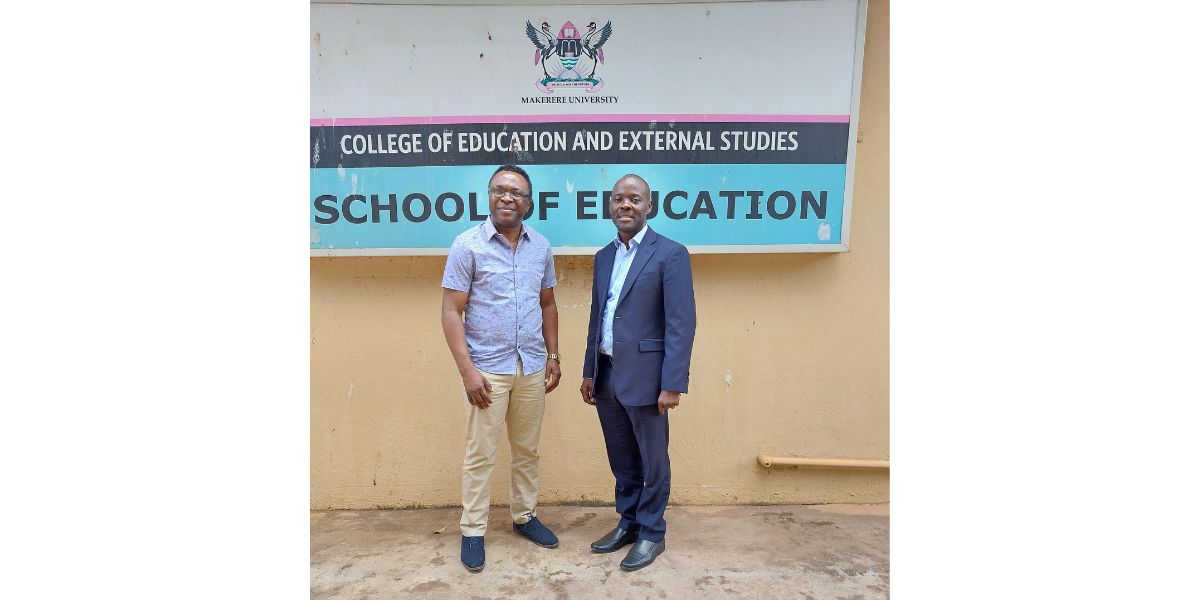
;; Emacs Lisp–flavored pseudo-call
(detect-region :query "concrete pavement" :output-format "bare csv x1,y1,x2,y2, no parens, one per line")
312,503,888,599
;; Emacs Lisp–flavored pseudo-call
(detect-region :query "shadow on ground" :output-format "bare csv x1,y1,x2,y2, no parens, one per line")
312,504,889,599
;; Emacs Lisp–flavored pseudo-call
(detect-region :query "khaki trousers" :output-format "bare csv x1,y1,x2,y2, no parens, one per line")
460,359,546,536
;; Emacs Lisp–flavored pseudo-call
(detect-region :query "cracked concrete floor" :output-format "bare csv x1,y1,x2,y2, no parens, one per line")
311,504,888,599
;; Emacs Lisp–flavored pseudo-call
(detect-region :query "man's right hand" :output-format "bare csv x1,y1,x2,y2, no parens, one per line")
580,378,595,405
463,370,493,408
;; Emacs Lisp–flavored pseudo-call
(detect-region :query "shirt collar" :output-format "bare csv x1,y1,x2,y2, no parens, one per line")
483,217,529,241
614,224,648,250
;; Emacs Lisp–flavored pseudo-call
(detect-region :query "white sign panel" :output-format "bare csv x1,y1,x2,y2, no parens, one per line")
311,0,868,254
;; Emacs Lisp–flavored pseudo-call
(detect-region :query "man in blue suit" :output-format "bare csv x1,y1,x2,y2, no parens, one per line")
580,173,697,571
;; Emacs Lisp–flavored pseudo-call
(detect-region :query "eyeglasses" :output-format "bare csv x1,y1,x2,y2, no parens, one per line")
489,187,531,201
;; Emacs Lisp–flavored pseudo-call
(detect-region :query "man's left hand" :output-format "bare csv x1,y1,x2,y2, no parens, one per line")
657,390,681,414
544,359,561,393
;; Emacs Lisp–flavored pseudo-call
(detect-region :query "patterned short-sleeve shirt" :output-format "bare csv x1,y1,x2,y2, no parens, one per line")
441,218,557,375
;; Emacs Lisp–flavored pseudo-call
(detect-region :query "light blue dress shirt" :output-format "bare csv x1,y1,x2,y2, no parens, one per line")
441,218,557,375
599,225,648,356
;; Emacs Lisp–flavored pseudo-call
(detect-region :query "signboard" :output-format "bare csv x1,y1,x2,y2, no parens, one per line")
311,0,868,255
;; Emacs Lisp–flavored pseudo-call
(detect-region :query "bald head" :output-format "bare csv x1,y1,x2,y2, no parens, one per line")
610,173,652,243
613,174,649,196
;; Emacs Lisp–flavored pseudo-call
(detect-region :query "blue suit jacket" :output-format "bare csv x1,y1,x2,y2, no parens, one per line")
583,227,697,406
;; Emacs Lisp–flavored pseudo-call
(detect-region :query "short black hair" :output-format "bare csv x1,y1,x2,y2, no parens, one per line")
492,164,532,194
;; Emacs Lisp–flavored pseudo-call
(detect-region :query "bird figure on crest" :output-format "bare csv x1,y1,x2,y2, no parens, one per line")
526,21,558,79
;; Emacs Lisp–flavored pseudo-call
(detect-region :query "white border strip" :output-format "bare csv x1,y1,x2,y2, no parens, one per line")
840,0,869,251
311,243,849,257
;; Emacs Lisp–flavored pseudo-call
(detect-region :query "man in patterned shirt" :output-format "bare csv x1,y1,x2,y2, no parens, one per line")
440,164,562,572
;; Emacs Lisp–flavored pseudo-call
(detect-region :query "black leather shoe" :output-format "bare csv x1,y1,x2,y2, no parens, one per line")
619,539,665,571
591,526,640,553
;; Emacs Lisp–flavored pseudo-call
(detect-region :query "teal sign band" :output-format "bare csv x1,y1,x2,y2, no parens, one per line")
310,163,845,251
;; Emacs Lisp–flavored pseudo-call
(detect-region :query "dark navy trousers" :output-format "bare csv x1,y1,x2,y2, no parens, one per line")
593,354,670,542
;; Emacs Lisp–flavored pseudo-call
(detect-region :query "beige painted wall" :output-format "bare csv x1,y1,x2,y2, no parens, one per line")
311,0,888,510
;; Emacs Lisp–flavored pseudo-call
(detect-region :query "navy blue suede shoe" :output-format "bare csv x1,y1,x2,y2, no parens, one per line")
512,516,559,548
460,535,485,572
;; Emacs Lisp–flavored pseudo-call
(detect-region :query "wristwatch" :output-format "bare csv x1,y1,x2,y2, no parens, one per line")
547,353,561,362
